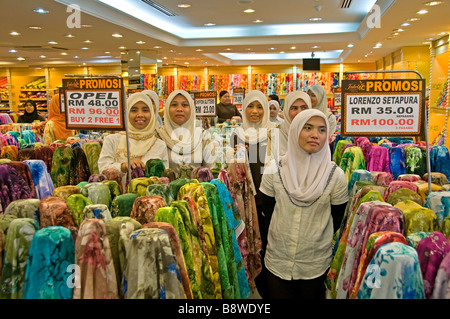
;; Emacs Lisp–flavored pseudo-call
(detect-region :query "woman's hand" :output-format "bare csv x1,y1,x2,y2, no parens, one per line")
121,159,145,173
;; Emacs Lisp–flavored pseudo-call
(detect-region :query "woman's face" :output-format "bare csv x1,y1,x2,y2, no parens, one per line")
298,116,327,154
25,102,35,114
220,92,231,104
169,94,191,125
245,101,264,123
289,98,309,121
129,101,151,129
269,105,278,118
307,90,318,108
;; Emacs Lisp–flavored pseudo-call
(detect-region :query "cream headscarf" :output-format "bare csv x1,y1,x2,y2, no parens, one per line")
156,89,203,155
308,84,331,117
280,109,333,206
142,89,162,128
279,91,312,147
235,90,276,145
268,100,281,122
115,92,157,162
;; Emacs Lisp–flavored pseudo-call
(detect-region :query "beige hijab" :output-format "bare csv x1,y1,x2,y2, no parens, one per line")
156,89,203,155
280,109,332,206
115,92,157,162
279,91,312,146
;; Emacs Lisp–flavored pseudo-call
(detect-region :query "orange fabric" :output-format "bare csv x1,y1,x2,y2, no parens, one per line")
46,94,73,142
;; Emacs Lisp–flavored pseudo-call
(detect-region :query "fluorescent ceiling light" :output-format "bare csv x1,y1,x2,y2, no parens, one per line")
98,0,367,39
219,50,343,60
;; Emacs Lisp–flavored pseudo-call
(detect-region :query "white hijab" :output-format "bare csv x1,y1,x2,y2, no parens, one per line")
280,109,333,206
308,84,332,117
235,90,276,145
269,100,281,122
142,89,162,128
115,92,157,162
279,91,312,145
156,89,203,154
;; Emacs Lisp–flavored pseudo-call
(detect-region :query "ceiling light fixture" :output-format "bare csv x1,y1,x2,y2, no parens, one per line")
244,8,255,13
61,52,68,55
65,34,75,37
309,17,322,21
48,41,58,44
29,26,42,30
204,23,216,26
112,33,123,37
84,40,93,43
81,47,89,50
9,31,21,36
290,46,296,49
347,43,354,48
425,1,443,6
196,49,203,51
119,46,126,49
136,41,146,44
81,24,93,28
417,9,428,14
401,22,411,27
407,17,421,22
177,4,191,8
33,8,49,14
312,45,320,49
17,57,25,61
154,46,162,48
9,49,17,53
253,19,263,23
40,55,46,58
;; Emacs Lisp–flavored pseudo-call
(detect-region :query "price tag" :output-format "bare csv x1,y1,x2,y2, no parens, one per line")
341,79,425,136
63,78,125,130
233,88,245,105
193,91,217,117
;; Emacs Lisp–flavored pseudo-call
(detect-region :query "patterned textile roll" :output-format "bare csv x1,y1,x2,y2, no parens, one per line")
33,146,53,173
386,188,423,206
179,164,196,179
130,195,166,225
0,164,34,212
105,217,141,298
383,181,419,201
102,180,122,203
80,182,111,208
406,231,431,249
3,198,40,223
70,146,91,185
431,246,450,298
82,204,112,222
143,221,193,299
8,161,37,198
145,158,165,178
39,196,78,241
129,177,161,196
66,194,93,226
102,168,124,194
17,148,35,161
123,228,185,299
0,145,18,161
154,207,203,299
83,141,102,175
88,174,107,183
0,218,39,299
110,193,139,218
23,226,75,299
73,219,118,299
169,178,197,200
146,184,174,205
24,159,55,200
372,172,393,187
50,146,73,187
397,174,422,182
162,168,177,183
403,207,438,236
53,185,81,201
192,167,214,183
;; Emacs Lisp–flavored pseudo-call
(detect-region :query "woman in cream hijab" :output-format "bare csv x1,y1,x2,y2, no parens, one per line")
307,84,337,137
259,109,348,299
141,89,163,127
156,89,216,173
98,92,169,188
278,91,311,156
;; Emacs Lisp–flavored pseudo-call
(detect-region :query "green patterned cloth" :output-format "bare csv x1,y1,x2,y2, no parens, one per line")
110,193,139,218
53,185,81,201
82,204,112,222
145,159,166,178
80,182,111,208
66,194,93,226
50,146,73,187
83,142,102,175
146,184,174,205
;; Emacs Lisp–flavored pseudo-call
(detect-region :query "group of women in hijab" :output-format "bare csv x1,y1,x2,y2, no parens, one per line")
96,84,342,299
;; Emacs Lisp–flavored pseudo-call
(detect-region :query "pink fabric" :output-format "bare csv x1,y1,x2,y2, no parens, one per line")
367,146,390,173
384,180,419,201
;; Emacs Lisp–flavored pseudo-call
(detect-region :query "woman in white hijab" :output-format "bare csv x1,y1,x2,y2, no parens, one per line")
307,84,337,137
141,89,163,127
259,109,348,299
98,92,169,189
230,89,278,298
268,100,284,128
156,89,216,173
278,91,311,156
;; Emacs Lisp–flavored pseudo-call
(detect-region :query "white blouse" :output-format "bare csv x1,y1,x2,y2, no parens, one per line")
98,133,169,188
260,164,348,280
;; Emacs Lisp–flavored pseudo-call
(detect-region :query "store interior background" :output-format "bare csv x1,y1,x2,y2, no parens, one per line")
0,0,449,147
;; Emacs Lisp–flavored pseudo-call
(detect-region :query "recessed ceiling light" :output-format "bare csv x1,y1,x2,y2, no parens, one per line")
204,23,216,26
438,32,447,35
136,41,146,44
9,31,21,36
425,1,443,6
312,45,320,49
279,51,285,54
244,8,255,13
74,56,79,58
184,62,189,64
119,46,126,49
417,9,428,14
65,34,75,37
81,47,89,50
347,43,354,48
153,46,162,49
177,4,191,8
17,57,25,61
105,51,111,54
196,49,203,51
40,55,46,58
81,24,93,28
29,26,42,30
309,17,322,21
48,41,58,44
120,52,126,54
290,46,296,50
225,48,232,51
407,17,421,22
136,51,140,54
61,52,68,55
9,49,17,53
83,40,93,43
401,22,411,27
163,56,168,59
112,33,123,37
253,19,263,23
269,47,276,50
33,8,49,14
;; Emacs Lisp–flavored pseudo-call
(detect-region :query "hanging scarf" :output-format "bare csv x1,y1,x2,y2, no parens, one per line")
115,92,157,163
279,109,332,206
156,90,203,156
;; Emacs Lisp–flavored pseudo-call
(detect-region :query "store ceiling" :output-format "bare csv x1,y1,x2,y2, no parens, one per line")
0,0,449,69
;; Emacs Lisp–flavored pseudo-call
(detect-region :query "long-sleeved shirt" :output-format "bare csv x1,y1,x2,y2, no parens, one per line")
216,102,241,123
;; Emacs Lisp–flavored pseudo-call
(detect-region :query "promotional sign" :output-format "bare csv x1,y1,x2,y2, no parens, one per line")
233,87,245,105
63,77,126,130
341,79,425,137
192,91,217,117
